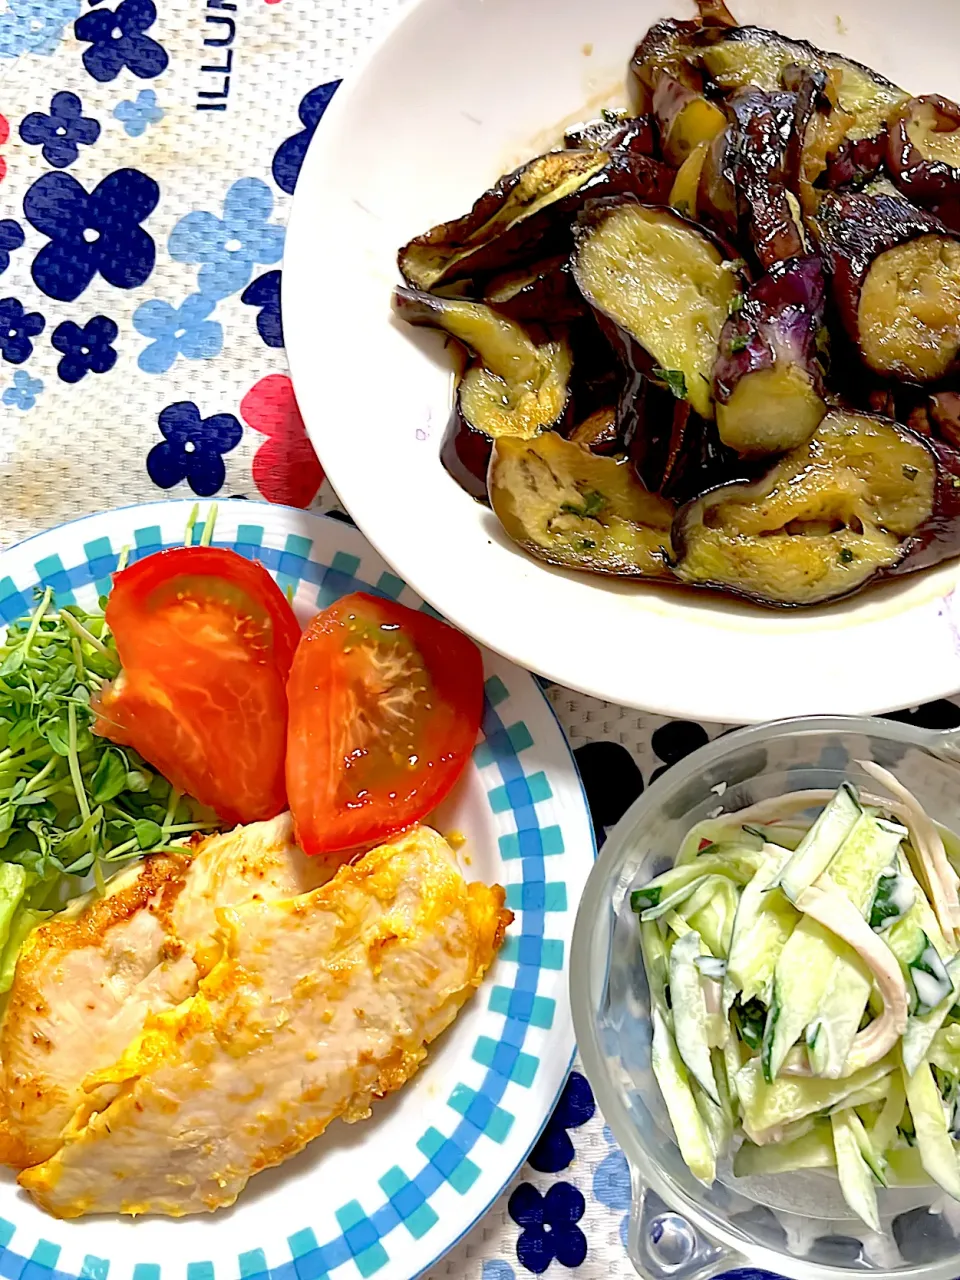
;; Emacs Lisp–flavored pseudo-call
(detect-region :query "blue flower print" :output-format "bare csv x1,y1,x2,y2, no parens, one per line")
0,298,45,365
509,1182,587,1275
3,370,43,411
25,168,159,303
74,0,167,82
482,1264,516,1280
114,88,163,137
0,222,24,276
241,270,282,348
593,1127,632,1249
147,401,242,497
168,178,284,302
51,315,118,383
133,293,222,374
272,81,340,195
528,1071,595,1173
20,92,100,168
0,0,80,58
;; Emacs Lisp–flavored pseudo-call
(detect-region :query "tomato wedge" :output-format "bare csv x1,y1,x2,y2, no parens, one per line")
94,546,301,826
286,592,484,861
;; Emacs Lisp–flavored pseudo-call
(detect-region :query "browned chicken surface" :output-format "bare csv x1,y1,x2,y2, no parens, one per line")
0,820,510,1217
0,812,328,1171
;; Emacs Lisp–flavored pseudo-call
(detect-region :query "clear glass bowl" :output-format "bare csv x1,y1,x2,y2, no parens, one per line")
571,715,960,1280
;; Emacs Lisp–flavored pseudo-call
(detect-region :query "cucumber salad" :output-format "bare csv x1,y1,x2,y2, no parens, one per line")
633,763,960,1232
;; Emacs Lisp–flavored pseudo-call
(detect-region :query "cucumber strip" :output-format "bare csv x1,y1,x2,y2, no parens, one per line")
737,1054,895,1144
885,1145,935,1186
670,931,720,1103
906,957,960,1075
829,1073,894,1114
795,884,909,1078
763,919,857,1080
695,1051,734,1158
722,1030,743,1106
640,919,669,1013
908,935,954,1015
869,1073,906,1154
901,1059,960,1199
765,813,906,1080
684,876,739,957
633,848,766,913
929,1024,960,1076
846,1106,888,1186
676,819,764,866
831,1110,881,1232
665,910,692,937
904,957,960,1075
651,1007,716,1183
774,783,862,903
870,868,915,932
807,947,873,1078
724,842,799,1014
639,876,710,922
733,1121,835,1177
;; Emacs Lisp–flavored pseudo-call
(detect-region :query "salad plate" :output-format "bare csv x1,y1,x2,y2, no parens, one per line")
283,0,960,724
0,499,596,1280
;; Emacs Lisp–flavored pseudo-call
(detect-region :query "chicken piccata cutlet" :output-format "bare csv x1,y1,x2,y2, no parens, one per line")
0,819,510,1217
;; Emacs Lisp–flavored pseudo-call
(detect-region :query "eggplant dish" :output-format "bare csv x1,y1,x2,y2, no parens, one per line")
394,0,960,608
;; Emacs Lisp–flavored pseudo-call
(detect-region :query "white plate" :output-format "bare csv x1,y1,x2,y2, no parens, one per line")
0,499,595,1280
283,0,960,724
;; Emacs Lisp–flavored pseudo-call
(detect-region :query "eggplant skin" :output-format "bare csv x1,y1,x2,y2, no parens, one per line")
888,96,960,232
393,288,573,502
713,255,827,456
483,257,586,323
397,151,672,291
723,89,806,268
564,114,657,156
488,432,674,578
893,435,960,576
623,380,736,502
699,27,905,143
814,191,960,384
671,410,939,607
567,406,619,455
571,197,743,421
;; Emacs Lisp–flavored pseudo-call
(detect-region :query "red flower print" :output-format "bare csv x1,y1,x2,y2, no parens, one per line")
240,373,324,508
0,114,9,183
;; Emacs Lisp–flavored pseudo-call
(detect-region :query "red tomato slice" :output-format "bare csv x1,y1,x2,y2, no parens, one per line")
94,546,301,826
286,592,484,861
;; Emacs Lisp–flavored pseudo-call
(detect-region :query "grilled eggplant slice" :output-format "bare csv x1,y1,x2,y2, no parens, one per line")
488,432,674,577
700,88,806,266
571,199,743,421
889,97,960,232
814,191,960,384
394,288,572,501
398,151,671,290
730,89,807,266
623,382,735,502
631,20,727,167
483,257,585,323
671,410,940,606
699,27,905,138
568,406,619,454
714,256,827,455
699,27,904,192
654,75,729,169
564,113,657,155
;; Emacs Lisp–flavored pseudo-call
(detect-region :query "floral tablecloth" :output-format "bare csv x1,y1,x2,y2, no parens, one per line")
2,1,960,1276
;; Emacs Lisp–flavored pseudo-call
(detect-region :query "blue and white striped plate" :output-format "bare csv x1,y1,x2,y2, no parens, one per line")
0,500,596,1280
